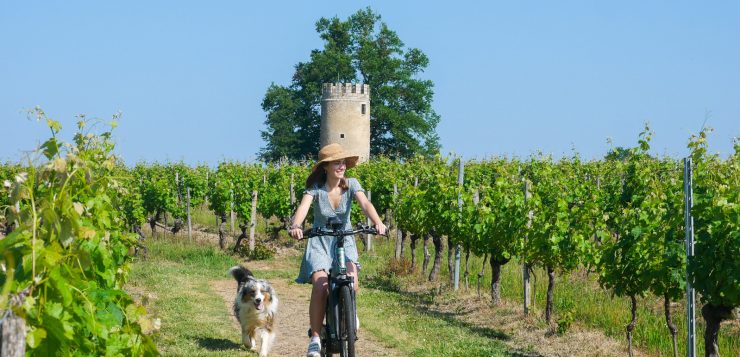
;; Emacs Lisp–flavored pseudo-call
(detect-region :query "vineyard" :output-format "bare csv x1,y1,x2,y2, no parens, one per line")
1,116,738,356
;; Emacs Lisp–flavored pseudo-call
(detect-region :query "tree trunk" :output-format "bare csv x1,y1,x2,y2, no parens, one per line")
490,256,510,305
409,234,418,270
3,222,13,236
701,303,734,357
171,218,183,234
1,310,25,357
394,226,403,260
134,225,145,242
663,294,678,357
399,231,407,259
545,266,555,326
490,257,501,305
133,225,148,257
149,211,161,238
429,231,443,281
447,237,454,287
218,213,227,250
626,295,637,357
422,234,431,275
464,248,470,290
233,225,249,253
477,254,488,298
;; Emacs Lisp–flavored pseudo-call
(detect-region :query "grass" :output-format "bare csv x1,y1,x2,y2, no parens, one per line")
127,227,520,356
127,238,246,356
358,285,518,356
359,233,740,357
127,215,739,356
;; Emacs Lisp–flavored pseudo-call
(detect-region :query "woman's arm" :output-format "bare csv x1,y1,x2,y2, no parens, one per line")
289,194,313,239
354,191,387,235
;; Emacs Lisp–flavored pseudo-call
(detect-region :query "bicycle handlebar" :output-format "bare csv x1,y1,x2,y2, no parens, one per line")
303,224,382,238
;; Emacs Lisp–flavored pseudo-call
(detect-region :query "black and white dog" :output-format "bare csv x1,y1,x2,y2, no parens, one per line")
229,265,279,357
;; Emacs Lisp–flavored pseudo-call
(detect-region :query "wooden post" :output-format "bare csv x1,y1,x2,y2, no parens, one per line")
186,187,192,243
290,173,296,207
205,171,209,205
466,189,479,290
523,180,532,315
454,159,464,291
684,158,696,357
175,172,181,206
394,183,402,260
248,190,258,253
366,190,372,252
230,189,235,234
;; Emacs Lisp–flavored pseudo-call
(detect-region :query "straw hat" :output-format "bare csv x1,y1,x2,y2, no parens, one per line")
312,143,359,172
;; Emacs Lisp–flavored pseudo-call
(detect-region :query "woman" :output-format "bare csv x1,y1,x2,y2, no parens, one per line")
289,143,387,357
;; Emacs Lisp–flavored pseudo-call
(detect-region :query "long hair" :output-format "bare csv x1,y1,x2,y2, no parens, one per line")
305,163,349,190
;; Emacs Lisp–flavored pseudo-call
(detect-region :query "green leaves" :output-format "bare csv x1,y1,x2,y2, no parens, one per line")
688,127,740,308
1,111,157,355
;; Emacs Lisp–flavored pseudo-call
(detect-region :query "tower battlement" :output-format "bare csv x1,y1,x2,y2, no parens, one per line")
322,83,370,98
320,82,371,163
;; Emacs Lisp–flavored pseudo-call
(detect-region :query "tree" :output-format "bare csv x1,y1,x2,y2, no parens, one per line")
259,7,440,161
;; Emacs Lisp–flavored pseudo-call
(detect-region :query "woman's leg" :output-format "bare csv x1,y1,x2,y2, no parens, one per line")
309,270,329,337
347,262,359,292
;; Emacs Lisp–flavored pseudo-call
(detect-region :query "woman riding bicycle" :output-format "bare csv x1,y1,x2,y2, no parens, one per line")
289,143,387,357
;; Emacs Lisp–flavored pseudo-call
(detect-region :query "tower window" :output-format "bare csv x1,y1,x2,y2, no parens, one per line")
340,133,345,138
361,104,366,115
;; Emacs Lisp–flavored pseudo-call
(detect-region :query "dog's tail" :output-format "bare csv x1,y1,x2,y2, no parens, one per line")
229,265,254,284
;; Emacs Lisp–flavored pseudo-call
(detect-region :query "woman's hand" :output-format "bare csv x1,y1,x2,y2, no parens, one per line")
289,226,304,240
374,222,387,236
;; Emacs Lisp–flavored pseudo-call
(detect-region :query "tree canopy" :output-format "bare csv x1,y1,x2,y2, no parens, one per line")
259,8,440,162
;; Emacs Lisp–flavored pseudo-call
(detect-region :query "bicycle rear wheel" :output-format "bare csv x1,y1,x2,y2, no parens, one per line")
338,285,356,357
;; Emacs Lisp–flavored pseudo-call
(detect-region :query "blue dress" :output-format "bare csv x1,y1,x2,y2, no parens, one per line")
295,177,364,284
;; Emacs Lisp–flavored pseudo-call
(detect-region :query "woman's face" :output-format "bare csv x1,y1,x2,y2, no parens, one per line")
325,159,347,179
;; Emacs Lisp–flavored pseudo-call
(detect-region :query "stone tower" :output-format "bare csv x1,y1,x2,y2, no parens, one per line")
320,83,370,163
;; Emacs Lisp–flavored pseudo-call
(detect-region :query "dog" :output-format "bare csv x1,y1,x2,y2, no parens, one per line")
229,265,278,357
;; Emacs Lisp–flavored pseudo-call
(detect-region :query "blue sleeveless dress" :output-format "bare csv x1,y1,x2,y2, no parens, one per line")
295,177,364,284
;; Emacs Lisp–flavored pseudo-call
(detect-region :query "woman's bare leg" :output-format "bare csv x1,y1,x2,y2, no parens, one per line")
347,261,359,292
309,271,329,337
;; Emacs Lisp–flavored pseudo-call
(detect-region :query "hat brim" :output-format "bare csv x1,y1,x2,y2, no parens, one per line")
312,155,359,173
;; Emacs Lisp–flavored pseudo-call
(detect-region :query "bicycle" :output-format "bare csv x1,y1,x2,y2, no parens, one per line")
303,217,380,357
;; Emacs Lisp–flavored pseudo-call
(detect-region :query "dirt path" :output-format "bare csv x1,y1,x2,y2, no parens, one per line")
211,276,400,357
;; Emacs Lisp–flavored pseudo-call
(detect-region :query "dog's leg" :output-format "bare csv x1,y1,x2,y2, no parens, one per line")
258,330,274,357
242,327,256,350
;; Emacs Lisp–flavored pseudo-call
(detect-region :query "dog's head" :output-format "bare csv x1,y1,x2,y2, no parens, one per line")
229,265,278,314
237,279,276,312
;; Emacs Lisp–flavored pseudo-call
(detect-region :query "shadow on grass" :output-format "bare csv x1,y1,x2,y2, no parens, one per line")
195,336,243,351
365,274,518,343
411,299,514,343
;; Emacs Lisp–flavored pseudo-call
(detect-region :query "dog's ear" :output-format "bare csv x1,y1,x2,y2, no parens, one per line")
264,281,277,298
229,265,254,283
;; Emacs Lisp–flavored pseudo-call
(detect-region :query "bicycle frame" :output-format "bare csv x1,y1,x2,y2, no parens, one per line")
304,220,378,356
324,234,356,353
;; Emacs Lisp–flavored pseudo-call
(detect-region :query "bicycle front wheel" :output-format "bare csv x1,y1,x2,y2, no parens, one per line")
338,285,356,357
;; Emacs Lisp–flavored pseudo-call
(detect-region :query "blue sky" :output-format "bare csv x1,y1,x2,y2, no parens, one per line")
1,1,738,164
